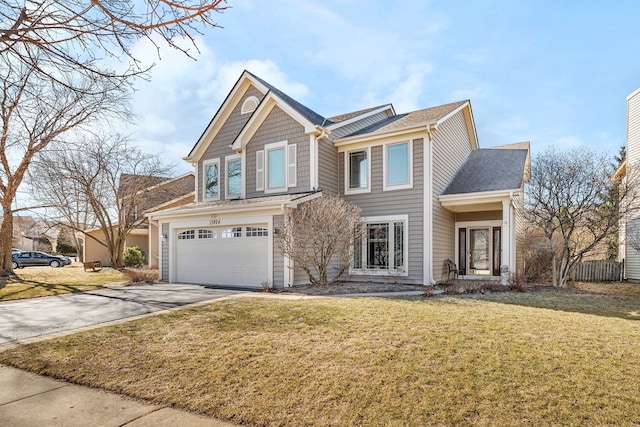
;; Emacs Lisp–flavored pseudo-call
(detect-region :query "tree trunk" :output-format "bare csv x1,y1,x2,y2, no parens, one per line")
0,202,14,276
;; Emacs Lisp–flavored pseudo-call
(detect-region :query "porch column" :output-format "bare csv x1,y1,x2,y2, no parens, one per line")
501,199,511,271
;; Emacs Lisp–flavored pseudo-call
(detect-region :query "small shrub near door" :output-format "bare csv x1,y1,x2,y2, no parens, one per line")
123,246,146,267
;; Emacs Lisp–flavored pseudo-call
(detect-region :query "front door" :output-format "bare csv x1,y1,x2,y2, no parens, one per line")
469,228,490,274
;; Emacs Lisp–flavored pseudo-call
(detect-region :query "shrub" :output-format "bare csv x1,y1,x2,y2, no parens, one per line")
123,246,146,267
122,267,158,284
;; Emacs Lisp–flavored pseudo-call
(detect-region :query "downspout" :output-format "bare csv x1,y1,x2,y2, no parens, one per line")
425,123,438,285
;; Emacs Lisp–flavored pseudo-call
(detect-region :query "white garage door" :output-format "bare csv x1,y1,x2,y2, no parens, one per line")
176,225,269,288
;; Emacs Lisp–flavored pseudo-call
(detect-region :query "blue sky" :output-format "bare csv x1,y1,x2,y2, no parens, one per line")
127,1,640,174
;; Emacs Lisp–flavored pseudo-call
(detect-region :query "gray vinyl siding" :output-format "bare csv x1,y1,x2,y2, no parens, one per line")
340,140,424,285
272,215,284,287
431,110,474,281
317,139,339,194
197,86,265,201
329,111,392,140
161,222,169,281
245,106,311,198
626,90,640,280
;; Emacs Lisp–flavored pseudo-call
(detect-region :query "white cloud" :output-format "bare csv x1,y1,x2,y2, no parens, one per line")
389,63,433,113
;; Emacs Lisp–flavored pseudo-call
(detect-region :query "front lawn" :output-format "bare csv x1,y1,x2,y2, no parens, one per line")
0,264,127,301
1,284,640,425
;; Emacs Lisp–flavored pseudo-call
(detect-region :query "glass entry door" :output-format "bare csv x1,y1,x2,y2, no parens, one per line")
469,228,490,274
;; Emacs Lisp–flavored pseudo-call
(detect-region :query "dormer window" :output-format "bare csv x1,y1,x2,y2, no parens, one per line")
241,96,259,115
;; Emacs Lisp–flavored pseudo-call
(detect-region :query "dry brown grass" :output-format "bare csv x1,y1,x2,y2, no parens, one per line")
0,263,126,301
2,282,640,425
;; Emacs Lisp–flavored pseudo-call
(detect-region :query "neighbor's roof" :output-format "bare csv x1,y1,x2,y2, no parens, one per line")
342,101,468,138
442,148,529,195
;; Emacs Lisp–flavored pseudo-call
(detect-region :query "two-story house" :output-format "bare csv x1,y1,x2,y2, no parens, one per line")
150,71,529,288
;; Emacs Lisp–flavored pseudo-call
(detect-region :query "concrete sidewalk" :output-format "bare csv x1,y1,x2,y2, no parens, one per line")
0,365,238,426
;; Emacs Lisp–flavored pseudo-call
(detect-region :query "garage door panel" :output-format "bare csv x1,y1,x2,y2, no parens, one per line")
176,226,268,287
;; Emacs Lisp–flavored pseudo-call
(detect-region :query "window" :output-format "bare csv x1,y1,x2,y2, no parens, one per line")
226,155,242,198
222,227,242,238
198,229,214,239
261,141,296,193
241,96,259,114
178,230,195,240
384,141,412,190
352,216,407,274
345,148,370,194
203,159,220,200
246,226,268,237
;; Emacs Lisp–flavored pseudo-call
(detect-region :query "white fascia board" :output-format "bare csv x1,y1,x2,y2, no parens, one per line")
325,104,395,130
334,126,428,149
185,72,269,162
149,198,308,220
439,189,520,206
434,101,478,151
232,92,319,151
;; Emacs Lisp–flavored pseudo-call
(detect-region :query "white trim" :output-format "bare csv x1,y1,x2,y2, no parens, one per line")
350,214,409,276
241,96,259,114
225,154,243,199
344,147,371,195
334,127,429,148
287,143,297,188
425,127,434,285
383,140,413,191
309,135,317,190
194,163,199,202
264,140,289,194
256,150,265,191
202,158,220,201
454,220,503,278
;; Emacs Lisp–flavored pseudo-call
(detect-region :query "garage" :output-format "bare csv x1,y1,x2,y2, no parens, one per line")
175,225,269,288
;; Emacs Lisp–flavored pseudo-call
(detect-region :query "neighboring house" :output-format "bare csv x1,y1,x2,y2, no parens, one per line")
620,88,640,280
150,71,529,289
12,216,61,252
81,172,195,266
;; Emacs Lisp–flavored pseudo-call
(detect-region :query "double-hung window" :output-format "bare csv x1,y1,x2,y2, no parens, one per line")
384,141,412,191
226,154,242,199
345,148,370,194
352,215,408,275
257,141,296,193
203,159,220,201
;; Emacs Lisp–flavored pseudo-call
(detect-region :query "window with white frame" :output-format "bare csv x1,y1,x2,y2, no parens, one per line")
226,155,242,198
246,226,268,237
257,141,296,193
352,216,407,273
178,229,195,240
203,159,220,200
222,227,242,238
384,141,412,190
345,148,370,194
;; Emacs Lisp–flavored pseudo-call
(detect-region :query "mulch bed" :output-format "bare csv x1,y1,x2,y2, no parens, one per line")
276,281,611,297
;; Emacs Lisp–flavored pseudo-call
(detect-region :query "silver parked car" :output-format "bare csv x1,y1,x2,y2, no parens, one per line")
12,251,72,268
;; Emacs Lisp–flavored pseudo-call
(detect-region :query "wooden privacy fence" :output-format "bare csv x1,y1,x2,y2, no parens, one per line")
571,260,624,282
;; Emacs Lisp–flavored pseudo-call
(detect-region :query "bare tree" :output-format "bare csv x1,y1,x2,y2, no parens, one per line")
526,146,640,287
29,135,173,268
0,0,228,93
0,55,128,275
279,195,363,286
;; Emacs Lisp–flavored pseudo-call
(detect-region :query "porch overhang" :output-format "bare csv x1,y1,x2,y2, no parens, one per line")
439,189,520,213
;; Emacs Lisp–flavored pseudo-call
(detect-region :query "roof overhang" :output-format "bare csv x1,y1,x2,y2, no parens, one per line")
184,71,269,163
149,192,322,220
439,188,521,213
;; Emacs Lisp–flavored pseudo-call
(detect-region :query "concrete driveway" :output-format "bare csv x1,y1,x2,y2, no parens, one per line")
0,284,246,345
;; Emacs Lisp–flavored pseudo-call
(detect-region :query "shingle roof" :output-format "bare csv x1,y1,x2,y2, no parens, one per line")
343,100,467,138
246,71,328,126
326,105,390,123
441,149,529,195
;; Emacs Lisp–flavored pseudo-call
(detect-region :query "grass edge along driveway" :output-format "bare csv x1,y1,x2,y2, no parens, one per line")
2,286,640,426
